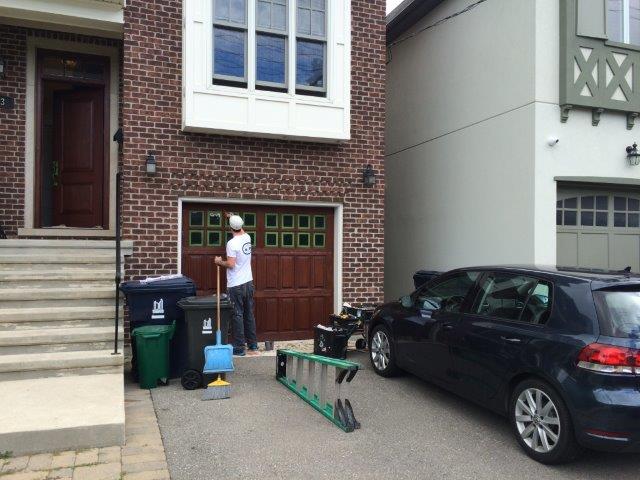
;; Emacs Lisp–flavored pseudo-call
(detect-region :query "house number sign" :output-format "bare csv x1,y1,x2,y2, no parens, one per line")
0,96,15,110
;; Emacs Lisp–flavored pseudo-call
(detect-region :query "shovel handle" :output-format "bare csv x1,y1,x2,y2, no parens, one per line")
217,264,221,333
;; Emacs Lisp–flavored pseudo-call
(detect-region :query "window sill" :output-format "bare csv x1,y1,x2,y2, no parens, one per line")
605,40,640,53
202,84,332,105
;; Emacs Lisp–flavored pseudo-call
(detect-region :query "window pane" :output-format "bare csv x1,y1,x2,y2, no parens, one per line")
564,210,577,226
631,0,640,45
629,198,640,211
474,274,539,321
214,27,245,78
615,212,626,227
417,271,480,313
556,200,562,208
581,211,594,226
273,3,287,30
596,212,608,226
615,196,627,211
298,0,310,7
296,40,324,88
297,7,311,34
311,0,325,10
311,10,325,36
257,1,271,28
596,195,608,210
556,210,562,226
230,0,246,23
215,0,230,21
257,34,286,84
190,211,204,226
608,0,624,42
564,197,577,209
581,196,594,210
521,282,552,324
630,213,640,227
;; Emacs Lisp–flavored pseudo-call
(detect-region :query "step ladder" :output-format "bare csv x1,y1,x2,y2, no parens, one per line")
276,349,360,432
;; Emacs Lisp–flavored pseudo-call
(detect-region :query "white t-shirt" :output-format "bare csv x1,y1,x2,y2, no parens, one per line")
226,232,253,288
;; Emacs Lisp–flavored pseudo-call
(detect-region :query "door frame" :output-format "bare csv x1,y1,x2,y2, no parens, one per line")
21,37,120,237
177,197,344,314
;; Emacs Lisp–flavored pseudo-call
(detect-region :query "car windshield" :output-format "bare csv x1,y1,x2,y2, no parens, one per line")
594,289,640,339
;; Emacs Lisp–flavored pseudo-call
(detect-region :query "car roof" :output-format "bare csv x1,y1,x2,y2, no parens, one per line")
449,264,640,288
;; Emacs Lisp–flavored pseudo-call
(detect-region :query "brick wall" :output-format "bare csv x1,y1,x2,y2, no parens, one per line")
122,0,386,308
0,26,121,237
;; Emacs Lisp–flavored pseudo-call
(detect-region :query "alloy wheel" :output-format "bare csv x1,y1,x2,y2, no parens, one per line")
515,388,561,453
371,330,391,371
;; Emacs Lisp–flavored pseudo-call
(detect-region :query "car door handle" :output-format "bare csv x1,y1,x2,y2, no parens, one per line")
442,323,455,331
500,336,522,344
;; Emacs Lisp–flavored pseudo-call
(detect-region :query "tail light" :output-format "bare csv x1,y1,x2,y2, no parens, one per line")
577,343,640,375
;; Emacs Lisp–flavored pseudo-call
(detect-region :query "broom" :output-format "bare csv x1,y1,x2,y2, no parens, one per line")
202,265,234,401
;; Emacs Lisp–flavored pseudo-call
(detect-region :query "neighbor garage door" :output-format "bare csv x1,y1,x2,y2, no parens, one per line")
557,186,640,271
181,203,334,340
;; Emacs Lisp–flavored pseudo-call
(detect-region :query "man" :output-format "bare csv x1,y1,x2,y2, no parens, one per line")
214,214,258,356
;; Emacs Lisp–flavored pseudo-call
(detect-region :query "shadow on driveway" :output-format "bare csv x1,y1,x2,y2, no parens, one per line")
151,351,640,480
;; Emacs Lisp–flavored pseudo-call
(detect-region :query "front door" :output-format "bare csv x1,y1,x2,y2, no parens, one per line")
52,87,105,228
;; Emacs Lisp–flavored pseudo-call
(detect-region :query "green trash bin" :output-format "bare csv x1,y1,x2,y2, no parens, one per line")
132,322,176,389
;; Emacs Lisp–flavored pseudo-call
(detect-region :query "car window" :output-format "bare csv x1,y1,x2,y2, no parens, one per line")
473,273,552,323
416,271,479,313
594,289,640,338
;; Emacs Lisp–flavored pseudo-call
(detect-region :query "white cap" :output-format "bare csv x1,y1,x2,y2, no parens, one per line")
229,215,244,230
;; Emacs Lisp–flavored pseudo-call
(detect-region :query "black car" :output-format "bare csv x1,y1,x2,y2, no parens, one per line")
368,266,640,464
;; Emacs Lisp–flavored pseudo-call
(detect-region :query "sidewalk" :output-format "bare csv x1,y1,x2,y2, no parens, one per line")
0,382,170,480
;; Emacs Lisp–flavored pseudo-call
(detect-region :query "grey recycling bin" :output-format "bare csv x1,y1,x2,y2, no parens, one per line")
176,295,234,390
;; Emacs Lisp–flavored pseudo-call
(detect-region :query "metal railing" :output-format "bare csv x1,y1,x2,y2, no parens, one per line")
112,170,122,355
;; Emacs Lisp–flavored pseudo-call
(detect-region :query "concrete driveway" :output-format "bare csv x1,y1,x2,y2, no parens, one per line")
151,351,640,480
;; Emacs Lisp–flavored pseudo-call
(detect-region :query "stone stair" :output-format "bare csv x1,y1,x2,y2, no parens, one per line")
0,239,132,455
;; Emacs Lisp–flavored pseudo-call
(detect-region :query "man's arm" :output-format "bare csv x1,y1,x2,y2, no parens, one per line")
215,256,236,269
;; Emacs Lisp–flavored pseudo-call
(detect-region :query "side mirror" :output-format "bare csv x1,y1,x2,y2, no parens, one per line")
400,295,413,308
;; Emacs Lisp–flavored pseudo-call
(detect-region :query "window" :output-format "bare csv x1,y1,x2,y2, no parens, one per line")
213,0,248,84
473,274,552,324
296,0,326,93
607,0,640,45
613,195,640,227
415,271,480,314
212,0,326,95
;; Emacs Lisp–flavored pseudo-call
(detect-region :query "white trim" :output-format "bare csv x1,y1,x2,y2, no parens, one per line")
177,197,343,313
623,0,631,44
23,37,120,236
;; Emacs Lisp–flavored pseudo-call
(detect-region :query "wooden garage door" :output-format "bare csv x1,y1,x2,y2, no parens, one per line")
557,187,640,271
181,204,334,340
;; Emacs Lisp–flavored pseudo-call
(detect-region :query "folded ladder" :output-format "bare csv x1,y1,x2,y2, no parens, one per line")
276,349,360,432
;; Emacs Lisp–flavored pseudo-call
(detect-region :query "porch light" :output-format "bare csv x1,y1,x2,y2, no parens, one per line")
363,164,376,187
145,152,157,176
0,58,5,79
627,143,640,166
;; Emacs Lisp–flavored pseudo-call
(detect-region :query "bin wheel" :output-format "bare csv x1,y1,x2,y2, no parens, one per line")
355,338,367,350
181,369,202,390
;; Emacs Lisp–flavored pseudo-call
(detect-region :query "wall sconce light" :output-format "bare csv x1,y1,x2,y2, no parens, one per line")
0,58,5,79
363,164,376,187
145,152,157,176
627,143,640,166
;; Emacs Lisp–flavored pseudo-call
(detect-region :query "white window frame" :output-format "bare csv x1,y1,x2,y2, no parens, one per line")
212,0,249,83
295,0,327,94
255,0,289,90
608,0,638,44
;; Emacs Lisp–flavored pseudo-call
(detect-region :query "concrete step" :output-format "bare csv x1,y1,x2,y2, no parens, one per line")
0,297,118,309
0,372,125,455
0,364,124,382
0,285,116,301
0,305,123,323
0,268,114,282
0,318,118,331
0,349,124,374
0,239,124,249
0,326,122,347
1,340,124,355
0,279,113,290
0,254,114,264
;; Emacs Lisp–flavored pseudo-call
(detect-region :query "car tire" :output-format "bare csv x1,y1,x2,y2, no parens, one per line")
509,379,582,464
369,324,399,377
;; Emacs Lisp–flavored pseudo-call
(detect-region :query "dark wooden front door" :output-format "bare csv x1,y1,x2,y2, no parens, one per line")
52,87,105,228
182,204,335,340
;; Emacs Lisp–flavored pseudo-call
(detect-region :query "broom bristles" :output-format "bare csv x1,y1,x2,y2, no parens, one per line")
202,375,231,401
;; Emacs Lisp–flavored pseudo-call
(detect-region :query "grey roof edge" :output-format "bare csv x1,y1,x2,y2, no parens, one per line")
387,0,445,44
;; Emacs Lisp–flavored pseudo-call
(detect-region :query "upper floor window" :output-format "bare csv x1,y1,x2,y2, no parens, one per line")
607,0,640,45
212,0,326,95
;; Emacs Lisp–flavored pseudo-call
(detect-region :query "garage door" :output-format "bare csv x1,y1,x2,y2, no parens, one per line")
557,187,640,271
181,203,334,340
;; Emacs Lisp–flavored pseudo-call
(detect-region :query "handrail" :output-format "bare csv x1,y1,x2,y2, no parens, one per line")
0,225,6,239
112,170,122,355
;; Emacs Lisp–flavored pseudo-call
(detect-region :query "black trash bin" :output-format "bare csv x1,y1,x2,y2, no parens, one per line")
313,325,351,359
176,294,234,390
120,275,197,379
413,270,441,290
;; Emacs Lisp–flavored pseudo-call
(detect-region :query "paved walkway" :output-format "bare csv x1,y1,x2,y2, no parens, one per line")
0,383,170,480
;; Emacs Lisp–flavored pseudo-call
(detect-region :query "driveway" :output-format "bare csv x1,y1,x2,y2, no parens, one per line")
151,351,640,480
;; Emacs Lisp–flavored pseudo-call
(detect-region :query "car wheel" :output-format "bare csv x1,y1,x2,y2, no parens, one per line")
369,325,399,377
509,379,582,464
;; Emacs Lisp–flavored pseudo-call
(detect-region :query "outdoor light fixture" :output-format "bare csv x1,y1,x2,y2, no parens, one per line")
363,164,376,187
0,58,4,79
145,152,157,176
627,143,640,166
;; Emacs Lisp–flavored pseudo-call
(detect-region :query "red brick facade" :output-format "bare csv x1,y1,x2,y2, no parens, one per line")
122,0,386,304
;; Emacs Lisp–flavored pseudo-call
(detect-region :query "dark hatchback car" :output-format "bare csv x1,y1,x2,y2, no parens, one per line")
368,266,640,464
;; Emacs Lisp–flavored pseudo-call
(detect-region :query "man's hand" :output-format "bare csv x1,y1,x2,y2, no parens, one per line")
214,256,223,266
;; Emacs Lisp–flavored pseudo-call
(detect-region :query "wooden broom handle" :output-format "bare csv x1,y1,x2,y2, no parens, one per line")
216,265,221,332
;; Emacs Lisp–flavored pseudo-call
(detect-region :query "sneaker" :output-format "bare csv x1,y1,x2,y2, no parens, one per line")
248,343,259,351
233,348,246,357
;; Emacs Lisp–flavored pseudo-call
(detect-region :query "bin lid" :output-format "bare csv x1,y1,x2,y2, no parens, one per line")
132,322,175,337
120,275,196,294
177,295,231,310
